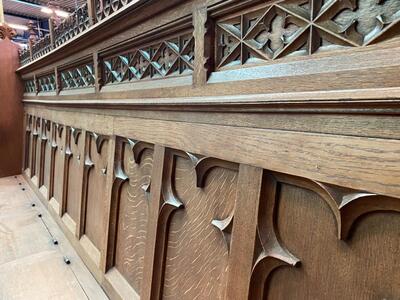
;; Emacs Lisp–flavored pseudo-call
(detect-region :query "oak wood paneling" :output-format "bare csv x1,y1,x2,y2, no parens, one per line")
162,155,237,299
268,184,400,300
83,134,109,251
114,146,153,293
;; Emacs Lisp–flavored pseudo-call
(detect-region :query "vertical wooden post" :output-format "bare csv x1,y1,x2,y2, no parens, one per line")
100,135,117,273
48,17,55,47
55,66,61,94
87,0,96,25
225,164,264,299
78,131,91,238
141,145,166,300
93,51,102,93
193,5,214,87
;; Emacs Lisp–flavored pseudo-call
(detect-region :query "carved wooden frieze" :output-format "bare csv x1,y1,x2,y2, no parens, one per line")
60,62,96,90
103,33,194,85
216,0,400,68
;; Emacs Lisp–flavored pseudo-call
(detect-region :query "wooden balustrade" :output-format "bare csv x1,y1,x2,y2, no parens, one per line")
17,0,400,299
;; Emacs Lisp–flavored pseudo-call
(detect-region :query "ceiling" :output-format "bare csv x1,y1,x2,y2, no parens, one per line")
3,0,86,45
4,0,86,19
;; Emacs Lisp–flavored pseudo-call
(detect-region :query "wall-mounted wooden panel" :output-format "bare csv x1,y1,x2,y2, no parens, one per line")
0,33,23,178
82,133,109,255
162,155,237,299
64,127,84,230
114,143,153,293
267,184,400,299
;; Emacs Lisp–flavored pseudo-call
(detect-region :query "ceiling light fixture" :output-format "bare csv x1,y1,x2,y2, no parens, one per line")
8,23,29,30
40,7,53,14
54,10,69,18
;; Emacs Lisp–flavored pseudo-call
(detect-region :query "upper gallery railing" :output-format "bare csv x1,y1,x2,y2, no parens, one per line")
18,0,140,66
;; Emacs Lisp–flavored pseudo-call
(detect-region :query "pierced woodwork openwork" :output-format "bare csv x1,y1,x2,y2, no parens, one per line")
60,62,95,90
103,33,195,85
37,73,56,93
32,34,53,60
95,0,137,22
54,4,90,47
24,78,36,94
19,48,31,65
216,0,400,68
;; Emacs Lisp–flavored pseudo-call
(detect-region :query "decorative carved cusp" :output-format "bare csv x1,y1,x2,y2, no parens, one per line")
249,172,300,300
127,139,154,164
0,23,16,40
90,132,108,154
271,171,400,240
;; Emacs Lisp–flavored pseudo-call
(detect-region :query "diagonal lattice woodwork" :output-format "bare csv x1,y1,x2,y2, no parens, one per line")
103,33,195,85
54,3,91,48
60,63,96,90
216,0,400,68
37,73,56,93
24,78,36,94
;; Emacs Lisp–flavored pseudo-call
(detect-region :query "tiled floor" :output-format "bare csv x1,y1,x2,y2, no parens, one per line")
0,175,108,300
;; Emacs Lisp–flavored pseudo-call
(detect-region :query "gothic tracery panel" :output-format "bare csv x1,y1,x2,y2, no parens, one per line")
60,63,95,90
216,0,400,68
103,33,194,85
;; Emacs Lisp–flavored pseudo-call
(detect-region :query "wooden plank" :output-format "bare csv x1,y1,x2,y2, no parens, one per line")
141,145,166,300
225,164,263,299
